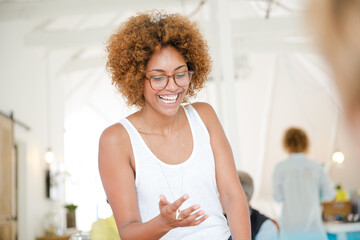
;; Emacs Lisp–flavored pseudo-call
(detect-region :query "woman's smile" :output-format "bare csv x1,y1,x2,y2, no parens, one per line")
158,93,181,104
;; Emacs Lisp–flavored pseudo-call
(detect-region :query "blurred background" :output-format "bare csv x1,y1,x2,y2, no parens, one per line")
0,0,359,239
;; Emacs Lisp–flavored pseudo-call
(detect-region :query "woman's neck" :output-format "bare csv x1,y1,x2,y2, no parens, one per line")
141,105,182,135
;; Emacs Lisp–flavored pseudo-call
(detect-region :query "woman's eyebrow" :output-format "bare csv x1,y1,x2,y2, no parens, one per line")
174,65,187,71
147,65,187,73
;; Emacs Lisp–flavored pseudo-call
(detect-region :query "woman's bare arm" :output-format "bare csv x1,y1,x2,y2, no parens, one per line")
193,102,251,240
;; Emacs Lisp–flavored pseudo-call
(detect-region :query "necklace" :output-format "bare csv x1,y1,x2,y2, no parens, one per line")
141,109,183,203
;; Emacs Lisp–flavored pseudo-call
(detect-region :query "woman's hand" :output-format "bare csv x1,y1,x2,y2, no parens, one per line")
158,194,208,229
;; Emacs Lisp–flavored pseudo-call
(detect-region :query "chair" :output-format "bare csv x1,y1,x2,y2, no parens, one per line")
89,215,120,240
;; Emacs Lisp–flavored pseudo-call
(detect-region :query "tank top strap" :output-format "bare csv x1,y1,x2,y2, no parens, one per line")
183,104,210,142
119,118,144,151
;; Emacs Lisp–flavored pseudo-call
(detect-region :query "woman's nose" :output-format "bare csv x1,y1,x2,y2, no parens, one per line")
165,76,178,91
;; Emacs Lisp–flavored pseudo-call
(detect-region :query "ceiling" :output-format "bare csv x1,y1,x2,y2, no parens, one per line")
0,0,311,76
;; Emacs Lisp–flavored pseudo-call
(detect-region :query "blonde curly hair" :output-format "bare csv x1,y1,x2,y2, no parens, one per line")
106,10,212,107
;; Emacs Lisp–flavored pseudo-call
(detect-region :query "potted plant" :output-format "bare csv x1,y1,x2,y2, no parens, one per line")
65,204,78,228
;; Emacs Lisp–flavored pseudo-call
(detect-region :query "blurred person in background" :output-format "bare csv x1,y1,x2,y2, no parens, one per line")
308,0,360,149
273,127,335,240
238,171,279,240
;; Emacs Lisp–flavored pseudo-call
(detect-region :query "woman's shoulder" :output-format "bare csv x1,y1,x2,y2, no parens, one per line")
188,102,219,131
191,101,214,112
190,102,217,119
99,122,130,149
100,111,140,145
99,122,134,168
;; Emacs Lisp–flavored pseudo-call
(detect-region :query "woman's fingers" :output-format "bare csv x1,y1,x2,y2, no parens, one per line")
169,194,189,212
187,213,209,226
177,204,200,219
158,194,208,228
159,194,188,222
177,207,209,226
159,194,170,208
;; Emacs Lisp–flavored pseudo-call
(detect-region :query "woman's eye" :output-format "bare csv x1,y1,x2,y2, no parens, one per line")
152,76,167,81
175,73,186,78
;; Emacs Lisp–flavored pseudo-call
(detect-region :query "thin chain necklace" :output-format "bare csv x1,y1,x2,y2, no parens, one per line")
141,109,183,202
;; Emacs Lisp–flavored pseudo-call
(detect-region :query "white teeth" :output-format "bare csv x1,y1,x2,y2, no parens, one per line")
160,95,177,100
159,94,178,104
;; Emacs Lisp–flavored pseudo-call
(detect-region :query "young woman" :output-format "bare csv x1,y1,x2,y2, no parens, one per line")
98,11,250,240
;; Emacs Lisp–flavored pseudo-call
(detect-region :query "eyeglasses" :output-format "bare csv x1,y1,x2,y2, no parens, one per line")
145,71,194,91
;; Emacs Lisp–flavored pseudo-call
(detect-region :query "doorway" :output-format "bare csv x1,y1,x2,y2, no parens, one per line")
0,114,17,240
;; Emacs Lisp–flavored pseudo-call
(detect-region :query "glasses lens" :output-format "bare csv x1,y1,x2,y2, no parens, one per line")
174,72,192,86
150,76,167,90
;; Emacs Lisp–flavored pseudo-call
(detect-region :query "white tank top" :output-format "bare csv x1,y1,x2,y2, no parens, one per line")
120,104,231,240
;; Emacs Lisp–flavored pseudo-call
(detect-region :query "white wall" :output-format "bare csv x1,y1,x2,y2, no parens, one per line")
0,20,65,240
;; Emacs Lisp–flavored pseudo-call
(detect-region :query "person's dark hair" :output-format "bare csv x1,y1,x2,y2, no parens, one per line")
106,10,212,107
283,127,309,153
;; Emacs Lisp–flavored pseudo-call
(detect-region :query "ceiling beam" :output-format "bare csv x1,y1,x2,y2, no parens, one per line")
59,56,106,74
201,16,305,40
232,17,306,37
0,0,176,21
231,16,305,38
24,16,306,47
24,26,114,47
234,39,313,54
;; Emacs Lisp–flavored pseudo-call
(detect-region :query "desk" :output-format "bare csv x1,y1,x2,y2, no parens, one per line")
324,222,360,240
36,235,71,240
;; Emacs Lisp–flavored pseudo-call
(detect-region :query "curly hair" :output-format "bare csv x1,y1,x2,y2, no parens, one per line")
283,127,309,153
106,10,212,107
